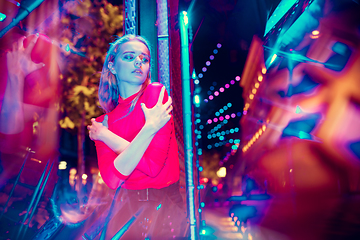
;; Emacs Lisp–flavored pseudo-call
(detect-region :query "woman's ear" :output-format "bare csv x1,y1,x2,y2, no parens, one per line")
108,62,116,74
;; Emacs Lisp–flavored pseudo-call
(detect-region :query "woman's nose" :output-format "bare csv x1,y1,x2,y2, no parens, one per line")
134,56,142,67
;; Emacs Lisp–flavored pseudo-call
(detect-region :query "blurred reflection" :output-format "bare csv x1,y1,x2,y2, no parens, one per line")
238,2,360,239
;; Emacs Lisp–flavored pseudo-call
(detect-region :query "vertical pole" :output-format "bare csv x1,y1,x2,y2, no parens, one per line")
180,11,198,240
124,0,137,35
156,0,170,93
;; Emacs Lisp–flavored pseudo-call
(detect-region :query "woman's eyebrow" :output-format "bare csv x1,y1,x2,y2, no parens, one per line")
122,51,135,54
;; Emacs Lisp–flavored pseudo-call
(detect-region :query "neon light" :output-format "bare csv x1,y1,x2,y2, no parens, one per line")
198,73,203,78
210,55,214,60
230,80,235,85
202,67,207,72
180,11,197,239
225,84,230,88
219,87,224,92
194,95,200,104
217,43,222,48
194,79,199,84
206,61,211,66
209,95,214,100
0,13,6,22
235,76,240,81
269,54,277,65
156,204,162,211
214,91,219,96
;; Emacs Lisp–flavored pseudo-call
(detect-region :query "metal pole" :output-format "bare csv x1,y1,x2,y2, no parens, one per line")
0,0,45,38
179,11,198,240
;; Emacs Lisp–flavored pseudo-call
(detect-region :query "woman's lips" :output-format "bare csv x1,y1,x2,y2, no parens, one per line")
132,69,143,74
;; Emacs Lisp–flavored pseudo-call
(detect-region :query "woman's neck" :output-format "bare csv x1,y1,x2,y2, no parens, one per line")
118,82,142,100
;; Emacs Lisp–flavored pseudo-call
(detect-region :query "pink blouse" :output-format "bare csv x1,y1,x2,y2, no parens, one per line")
95,83,180,190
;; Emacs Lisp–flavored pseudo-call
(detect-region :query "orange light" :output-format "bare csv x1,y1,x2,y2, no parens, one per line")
249,94,254,100
245,103,249,108
262,125,266,131
255,82,259,88
261,67,267,74
258,75,263,82
252,88,257,94
312,30,319,35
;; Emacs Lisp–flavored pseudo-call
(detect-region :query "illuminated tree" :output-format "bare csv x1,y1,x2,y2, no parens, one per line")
57,0,123,193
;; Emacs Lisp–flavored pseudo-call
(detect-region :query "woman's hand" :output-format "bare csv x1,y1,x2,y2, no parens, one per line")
88,115,109,141
141,86,173,135
6,36,44,78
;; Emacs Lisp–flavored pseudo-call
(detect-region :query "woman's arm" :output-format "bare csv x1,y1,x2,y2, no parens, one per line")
88,115,130,154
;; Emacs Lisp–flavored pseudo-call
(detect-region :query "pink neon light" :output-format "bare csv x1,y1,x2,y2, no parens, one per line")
202,67,207,72
214,91,219,96
225,84,230,88
235,76,240,81
230,80,235,85
209,95,214,100
231,113,236,118
220,87,224,92
213,118,218,122
225,115,230,119
210,55,214,60
207,119,212,124
219,116,224,121
206,61,211,66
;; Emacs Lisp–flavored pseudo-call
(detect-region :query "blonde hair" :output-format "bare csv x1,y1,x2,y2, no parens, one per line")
98,34,152,114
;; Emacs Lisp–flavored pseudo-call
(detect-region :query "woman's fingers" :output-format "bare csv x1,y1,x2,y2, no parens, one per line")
24,36,38,55
156,86,166,105
166,105,173,115
102,115,109,128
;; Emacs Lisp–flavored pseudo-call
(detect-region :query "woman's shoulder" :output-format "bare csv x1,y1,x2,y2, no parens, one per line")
143,82,169,107
145,82,165,94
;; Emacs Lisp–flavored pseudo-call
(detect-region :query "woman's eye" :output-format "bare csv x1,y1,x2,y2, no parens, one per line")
142,58,149,63
123,54,134,60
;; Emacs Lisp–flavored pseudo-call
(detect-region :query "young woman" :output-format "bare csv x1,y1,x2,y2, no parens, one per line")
87,34,185,239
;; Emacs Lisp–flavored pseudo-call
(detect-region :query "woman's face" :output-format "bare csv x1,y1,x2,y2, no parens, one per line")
113,40,150,86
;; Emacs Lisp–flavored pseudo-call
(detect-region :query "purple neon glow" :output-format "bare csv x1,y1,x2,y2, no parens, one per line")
214,91,219,96
231,113,236,118
217,43,222,48
210,55,214,60
213,118,218,122
209,95,214,100
207,119,212,124
206,61,211,66
220,87,224,92
225,84,230,88
230,80,235,85
225,115,230,119
202,67,207,72
235,76,240,81
219,116,224,121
